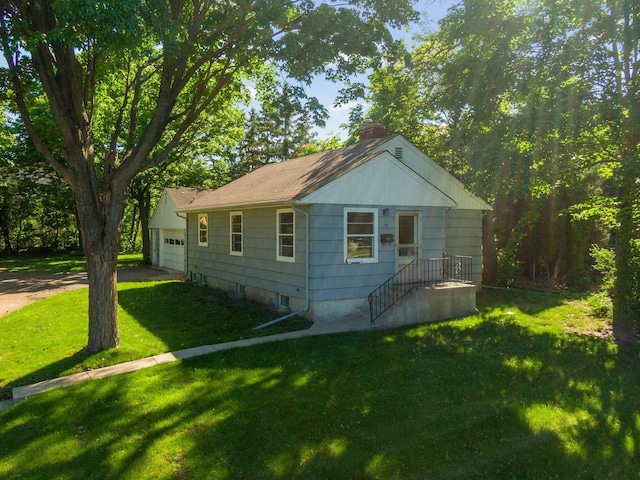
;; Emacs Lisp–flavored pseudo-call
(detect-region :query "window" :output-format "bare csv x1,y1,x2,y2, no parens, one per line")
230,212,243,255
277,209,295,262
198,214,208,247
165,236,184,246
345,208,378,263
279,294,290,308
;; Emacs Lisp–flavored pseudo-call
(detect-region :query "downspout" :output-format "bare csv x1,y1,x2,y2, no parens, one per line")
254,204,310,330
176,212,187,276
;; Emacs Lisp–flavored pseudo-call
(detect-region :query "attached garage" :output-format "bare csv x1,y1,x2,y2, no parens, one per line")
159,228,185,271
149,187,202,273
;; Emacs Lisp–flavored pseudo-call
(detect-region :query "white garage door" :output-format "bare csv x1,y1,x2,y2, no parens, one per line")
160,229,185,271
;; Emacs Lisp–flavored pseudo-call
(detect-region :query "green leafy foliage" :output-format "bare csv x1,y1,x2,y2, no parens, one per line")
590,245,616,294
230,73,329,177
588,291,613,318
362,0,640,320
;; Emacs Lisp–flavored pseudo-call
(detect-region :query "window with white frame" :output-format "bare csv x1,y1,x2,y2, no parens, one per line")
230,212,243,255
198,213,208,247
277,209,295,262
344,208,378,263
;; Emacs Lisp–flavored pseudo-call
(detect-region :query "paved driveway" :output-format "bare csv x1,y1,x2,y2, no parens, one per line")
0,267,185,317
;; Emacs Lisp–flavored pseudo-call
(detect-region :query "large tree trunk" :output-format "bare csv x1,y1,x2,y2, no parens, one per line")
74,179,128,352
85,245,120,352
613,172,638,341
482,209,498,285
139,190,152,264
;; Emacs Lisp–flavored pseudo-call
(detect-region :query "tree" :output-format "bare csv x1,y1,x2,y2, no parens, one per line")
231,73,329,177
0,0,415,352
127,101,244,261
364,0,639,313
1,84,79,253
600,0,640,336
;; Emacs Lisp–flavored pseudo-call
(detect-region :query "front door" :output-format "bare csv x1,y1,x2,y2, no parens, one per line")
396,212,421,272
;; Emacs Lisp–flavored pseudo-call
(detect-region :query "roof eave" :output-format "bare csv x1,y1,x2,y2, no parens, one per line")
177,200,303,213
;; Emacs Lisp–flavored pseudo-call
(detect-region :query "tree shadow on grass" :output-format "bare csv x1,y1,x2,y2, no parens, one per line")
116,281,311,350
1,319,638,479
0,348,93,401
1,281,310,401
477,287,584,316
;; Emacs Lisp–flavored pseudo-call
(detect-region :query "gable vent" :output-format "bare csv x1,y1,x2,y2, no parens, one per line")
394,147,403,160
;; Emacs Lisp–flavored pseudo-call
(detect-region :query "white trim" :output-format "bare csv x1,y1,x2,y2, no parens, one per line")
395,211,422,274
344,207,378,264
276,208,295,263
197,213,208,247
230,211,243,256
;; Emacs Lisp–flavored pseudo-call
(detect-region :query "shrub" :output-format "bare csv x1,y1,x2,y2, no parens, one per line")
589,245,616,294
587,291,613,318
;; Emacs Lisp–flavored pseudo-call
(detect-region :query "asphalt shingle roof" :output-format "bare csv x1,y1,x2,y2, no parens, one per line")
181,137,390,211
165,187,205,209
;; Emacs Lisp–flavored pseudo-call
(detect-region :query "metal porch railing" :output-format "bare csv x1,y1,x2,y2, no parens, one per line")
367,254,473,325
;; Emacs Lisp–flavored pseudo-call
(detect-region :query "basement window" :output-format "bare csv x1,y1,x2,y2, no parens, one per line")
279,294,290,308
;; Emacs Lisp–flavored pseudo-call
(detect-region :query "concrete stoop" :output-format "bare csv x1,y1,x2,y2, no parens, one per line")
374,283,477,327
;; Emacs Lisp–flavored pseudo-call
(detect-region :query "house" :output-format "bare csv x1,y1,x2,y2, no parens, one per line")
149,187,203,272
176,121,492,324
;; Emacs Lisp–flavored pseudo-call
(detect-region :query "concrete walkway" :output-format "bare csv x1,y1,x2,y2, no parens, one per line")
1,312,379,411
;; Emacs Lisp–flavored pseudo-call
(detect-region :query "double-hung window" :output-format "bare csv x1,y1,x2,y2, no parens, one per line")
277,209,295,262
198,213,208,247
345,208,378,263
230,212,243,255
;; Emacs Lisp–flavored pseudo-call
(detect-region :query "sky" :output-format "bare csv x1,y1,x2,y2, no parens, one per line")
310,0,456,140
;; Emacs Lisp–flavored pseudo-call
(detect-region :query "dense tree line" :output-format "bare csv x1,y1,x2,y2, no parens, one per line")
357,0,639,336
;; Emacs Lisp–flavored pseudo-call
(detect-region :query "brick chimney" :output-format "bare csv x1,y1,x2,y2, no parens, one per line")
358,119,385,142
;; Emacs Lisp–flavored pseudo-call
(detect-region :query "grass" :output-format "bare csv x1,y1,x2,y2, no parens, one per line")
0,281,310,400
1,289,638,479
0,252,143,273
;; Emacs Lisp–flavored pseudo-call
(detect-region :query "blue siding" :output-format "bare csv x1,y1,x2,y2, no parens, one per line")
307,204,449,302
186,208,306,298
186,203,481,307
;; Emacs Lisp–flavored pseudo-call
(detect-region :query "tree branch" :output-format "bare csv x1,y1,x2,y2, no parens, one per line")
0,25,71,183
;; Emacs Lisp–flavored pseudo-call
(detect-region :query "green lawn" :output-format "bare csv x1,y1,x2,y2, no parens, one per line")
0,281,310,400
1,289,638,479
0,252,143,273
